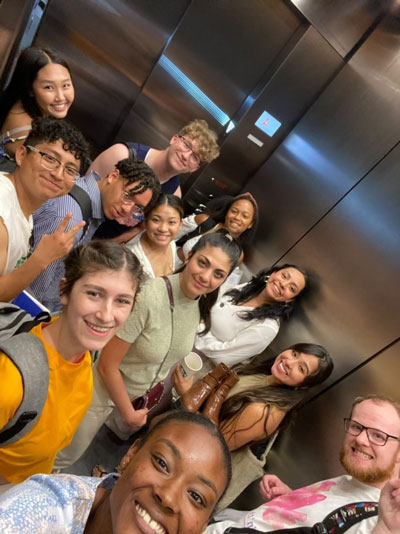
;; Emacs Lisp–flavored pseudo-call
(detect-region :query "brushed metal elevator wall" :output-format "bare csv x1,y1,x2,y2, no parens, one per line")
31,0,400,490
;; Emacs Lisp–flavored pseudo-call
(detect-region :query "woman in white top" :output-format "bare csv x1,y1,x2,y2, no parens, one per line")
126,194,183,278
193,263,308,368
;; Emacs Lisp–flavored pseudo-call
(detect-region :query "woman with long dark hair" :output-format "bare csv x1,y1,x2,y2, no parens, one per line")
177,343,333,449
0,46,74,166
177,193,259,261
126,193,184,278
192,264,308,369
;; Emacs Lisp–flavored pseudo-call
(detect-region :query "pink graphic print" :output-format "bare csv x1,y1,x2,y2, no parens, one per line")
261,480,338,528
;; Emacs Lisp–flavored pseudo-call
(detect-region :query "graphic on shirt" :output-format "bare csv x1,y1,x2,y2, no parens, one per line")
261,480,338,528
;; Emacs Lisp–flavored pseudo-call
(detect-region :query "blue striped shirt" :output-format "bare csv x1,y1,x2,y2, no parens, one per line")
29,172,104,311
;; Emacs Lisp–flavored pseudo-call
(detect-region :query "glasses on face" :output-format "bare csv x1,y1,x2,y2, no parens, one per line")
26,145,80,182
344,418,400,446
120,187,144,217
178,135,202,166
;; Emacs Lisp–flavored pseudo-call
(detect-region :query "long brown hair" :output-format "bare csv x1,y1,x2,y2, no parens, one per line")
220,343,333,442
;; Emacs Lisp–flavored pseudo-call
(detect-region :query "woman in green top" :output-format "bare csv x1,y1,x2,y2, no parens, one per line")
55,231,242,469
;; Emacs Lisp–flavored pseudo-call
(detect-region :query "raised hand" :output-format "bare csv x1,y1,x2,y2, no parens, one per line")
259,474,292,501
375,469,400,534
34,213,85,266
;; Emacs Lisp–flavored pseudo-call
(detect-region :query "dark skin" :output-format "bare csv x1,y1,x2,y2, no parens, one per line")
84,421,228,534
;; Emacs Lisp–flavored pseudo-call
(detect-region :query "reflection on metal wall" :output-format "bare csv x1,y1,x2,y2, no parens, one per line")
237,11,400,492
0,0,36,87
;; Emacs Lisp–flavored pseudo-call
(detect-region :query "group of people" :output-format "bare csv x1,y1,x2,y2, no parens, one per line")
0,45,398,534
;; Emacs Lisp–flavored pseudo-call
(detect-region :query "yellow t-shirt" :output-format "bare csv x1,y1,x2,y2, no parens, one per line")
0,319,93,483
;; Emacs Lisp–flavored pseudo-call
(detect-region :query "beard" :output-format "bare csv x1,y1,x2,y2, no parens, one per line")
339,448,397,485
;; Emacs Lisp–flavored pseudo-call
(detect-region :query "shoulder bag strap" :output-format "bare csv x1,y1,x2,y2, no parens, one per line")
149,277,174,388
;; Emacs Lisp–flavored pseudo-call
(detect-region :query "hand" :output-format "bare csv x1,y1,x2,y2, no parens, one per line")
123,407,149,429
374,473,400,534
172,366,194,396
33,213,85,267
259,474,292,501
113,225,142,244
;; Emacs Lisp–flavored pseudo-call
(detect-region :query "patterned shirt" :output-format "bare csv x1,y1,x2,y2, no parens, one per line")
29,172,104,311
0,473,117,533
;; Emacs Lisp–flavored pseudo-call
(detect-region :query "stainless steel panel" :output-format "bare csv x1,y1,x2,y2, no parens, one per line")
266,139,400,380
245,12,400,268
0,0,35,85
187,26,343,198
115,0,303,159
35,0,189,148
291,0,388,57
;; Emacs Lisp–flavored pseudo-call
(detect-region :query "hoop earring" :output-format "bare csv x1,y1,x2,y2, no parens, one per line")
264,275,270,283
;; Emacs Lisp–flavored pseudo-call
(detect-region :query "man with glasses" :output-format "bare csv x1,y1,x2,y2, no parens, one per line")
29,157,160,311
207,394,400,534
88,118,220,241
0,116,89,302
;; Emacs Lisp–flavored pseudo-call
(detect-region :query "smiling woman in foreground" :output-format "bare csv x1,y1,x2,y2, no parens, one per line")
0,412,231,534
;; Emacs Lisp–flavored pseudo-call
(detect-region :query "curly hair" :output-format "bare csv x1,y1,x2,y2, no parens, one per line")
225,264,308,322
25,116,90,171
0,46,71,126
115,158,161,213
179,119,219,163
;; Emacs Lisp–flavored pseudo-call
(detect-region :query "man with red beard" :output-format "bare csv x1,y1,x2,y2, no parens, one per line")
207,394,400,534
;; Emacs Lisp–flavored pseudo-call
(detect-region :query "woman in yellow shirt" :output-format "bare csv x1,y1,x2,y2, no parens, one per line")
0,240,142,484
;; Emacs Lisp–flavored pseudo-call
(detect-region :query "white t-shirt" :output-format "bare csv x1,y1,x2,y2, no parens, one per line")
0,172,32,275
207,475,380,534
126,230,179,279
195,283,279,366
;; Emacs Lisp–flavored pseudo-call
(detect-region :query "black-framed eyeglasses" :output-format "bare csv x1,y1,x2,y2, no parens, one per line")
344,418,400,446
26,145,80,182
177,135,202,166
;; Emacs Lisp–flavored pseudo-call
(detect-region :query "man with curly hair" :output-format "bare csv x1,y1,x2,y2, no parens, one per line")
29,156,161,311
0,116,90,302
89,119,220,241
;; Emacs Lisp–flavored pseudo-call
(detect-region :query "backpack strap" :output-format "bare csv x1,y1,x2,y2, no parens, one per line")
223,501,378,534
176,217,217,247
0,334,49,445
68,185,93,240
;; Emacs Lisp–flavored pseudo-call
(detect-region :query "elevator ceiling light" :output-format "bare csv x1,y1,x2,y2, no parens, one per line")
159,55,231,128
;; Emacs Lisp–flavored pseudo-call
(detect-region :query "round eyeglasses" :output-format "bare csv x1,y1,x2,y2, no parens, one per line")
344,418,400,446
26,145,80,183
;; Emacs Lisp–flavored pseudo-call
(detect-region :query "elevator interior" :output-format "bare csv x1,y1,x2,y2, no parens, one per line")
0,0,399,505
